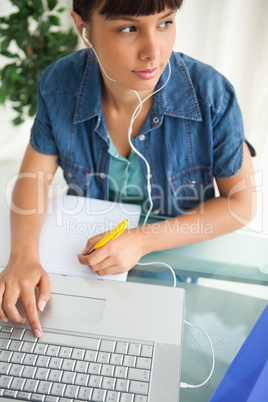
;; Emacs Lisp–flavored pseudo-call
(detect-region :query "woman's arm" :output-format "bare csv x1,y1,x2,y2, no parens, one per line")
0,144,58,337
78,142,256,275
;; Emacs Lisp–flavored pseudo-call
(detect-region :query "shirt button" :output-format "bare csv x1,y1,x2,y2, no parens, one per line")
139,134,145,141
153,117,159,124
153,209,160,215
146,174,152,179
191,180,196,187
116,153,120,158
67,172,72,178
100,173,106,179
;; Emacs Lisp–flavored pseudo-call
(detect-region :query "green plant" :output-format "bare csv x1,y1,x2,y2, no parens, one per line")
0,0,78,125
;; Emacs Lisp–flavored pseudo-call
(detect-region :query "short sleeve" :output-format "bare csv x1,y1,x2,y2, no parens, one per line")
30,74,59,155
213,84,255,178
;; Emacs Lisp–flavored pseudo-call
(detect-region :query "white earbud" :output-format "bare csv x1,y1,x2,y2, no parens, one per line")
82,27,116,82
82,27,94,48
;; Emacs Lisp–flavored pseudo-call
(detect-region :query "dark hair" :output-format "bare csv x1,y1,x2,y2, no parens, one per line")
73,0,184,22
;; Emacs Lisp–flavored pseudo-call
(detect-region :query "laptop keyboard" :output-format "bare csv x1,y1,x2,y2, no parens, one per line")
0,324,153,401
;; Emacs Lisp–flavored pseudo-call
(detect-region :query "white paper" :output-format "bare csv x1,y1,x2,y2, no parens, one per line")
0,195,141,282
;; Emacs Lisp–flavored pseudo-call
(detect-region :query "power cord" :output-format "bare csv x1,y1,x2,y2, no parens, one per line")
181,319,215,389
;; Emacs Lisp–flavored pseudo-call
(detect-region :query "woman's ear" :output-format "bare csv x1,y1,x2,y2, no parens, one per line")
70,11,86,38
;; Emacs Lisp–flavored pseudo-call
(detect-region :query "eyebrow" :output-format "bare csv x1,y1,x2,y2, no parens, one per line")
108,10,177,22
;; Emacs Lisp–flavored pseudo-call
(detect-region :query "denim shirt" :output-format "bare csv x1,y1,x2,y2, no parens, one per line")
30,50,255,217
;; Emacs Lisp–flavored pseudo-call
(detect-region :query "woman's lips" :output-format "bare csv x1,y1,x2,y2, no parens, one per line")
133,68,158,80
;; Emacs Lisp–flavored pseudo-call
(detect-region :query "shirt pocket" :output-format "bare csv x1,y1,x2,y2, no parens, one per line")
58,158,92,196
168,166,214,212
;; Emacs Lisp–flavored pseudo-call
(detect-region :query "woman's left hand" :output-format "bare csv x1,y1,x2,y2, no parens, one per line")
77,228,144,276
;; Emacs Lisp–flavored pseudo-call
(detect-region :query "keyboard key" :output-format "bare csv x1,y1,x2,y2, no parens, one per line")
0,338,10,349
74,373,89,386
97,351,110,364
31,394,45,401
140,345,153,358
0,350,12,362
46,345,60,356
61,358,75,371
9,340,22,351
120,394,134,402
37,380,52,395
62,370,76,384
3,389,18,398
136,357,151,370
36,355,50,367
21,366,36,379
51,382,65,396
21,341,35,353
10,376,25,391
11,351,24,364
115,342,128,354
87,362,101,375
115,378,129,392
78,386,93,400
48,369,63,382
89,374,102,388
134,396,148,402
49,357,62,369
22,329,38,342
74,359,88,373
106,390,120,402
10,328,25,340
110,353,123,365
128,343,141,356
9,363,24,377
114,366,128,379
84,349,98,362
44,396,58,402
23,353,37,366
71,347,85,360
35,367,50,380
91,388,106,401
17,391,32,400
0,362,11,374
59,346,72,358
1,326,13,333
24,378,39,392
128,368,150,382
101,364,115,377
99,340,115,353
0,375,12,388
123,355,136,368
64,384,79,398
101,376,116,390
129,380,149,396
34,343,48,354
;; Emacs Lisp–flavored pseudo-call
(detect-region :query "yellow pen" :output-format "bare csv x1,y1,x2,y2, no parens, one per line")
87,219,128,255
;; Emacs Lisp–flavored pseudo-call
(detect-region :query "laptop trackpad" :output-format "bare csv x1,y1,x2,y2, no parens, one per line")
40,293,106,330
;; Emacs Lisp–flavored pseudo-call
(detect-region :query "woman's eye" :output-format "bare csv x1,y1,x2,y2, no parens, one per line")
159,20,173,29
120,26,137,33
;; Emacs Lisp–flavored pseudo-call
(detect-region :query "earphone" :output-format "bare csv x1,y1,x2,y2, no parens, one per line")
82,27,116,82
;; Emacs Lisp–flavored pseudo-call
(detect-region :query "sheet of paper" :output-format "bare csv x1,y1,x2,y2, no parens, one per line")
0,195,141,282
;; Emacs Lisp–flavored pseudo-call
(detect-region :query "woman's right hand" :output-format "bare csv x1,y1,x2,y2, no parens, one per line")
0,258,51,338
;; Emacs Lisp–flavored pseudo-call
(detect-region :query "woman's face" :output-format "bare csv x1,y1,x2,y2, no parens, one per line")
87,7,177,93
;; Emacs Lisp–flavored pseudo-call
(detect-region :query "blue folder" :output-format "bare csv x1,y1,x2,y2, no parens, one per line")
210,304,268,402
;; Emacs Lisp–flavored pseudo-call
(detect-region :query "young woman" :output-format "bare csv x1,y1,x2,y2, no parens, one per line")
0,0,256,337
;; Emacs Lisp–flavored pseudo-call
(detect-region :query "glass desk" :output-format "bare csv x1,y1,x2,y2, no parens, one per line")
128,229,268,401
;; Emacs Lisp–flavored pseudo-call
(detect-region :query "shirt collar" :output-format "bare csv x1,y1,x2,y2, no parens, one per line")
73,50,202,125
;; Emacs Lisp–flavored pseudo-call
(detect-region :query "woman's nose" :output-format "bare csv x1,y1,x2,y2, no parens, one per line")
138,31,161,61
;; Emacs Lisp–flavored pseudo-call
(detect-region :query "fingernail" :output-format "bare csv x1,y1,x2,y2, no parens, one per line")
1,317,8,323
34,329,42,338
20,318,26,324
39,300,46,312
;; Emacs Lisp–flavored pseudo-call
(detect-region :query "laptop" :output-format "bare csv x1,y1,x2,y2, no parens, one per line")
0,273,185,402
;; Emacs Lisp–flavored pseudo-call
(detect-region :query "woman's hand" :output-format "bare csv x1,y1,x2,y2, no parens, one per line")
77,228,144,276
0,258,51,338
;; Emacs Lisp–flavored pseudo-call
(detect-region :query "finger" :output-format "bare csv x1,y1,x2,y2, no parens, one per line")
97,265,127,276
0,283,8,322
77,247,109,267
2,286,27,324
37,273,51,312
20,289,42,338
